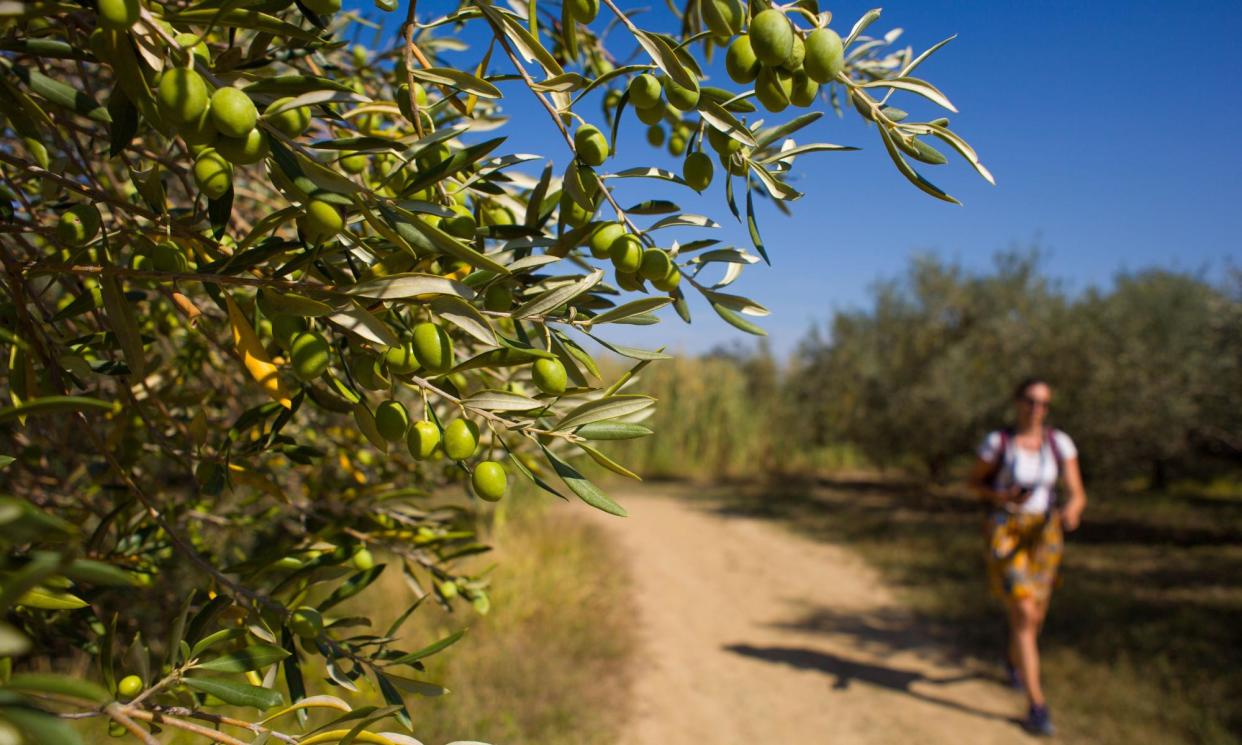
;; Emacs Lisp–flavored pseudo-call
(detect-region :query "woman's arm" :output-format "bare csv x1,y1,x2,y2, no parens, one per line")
1059,456,1087,531
968,457,1019,508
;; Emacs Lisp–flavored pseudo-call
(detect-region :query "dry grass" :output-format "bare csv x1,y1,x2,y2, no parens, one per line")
359,496,636,745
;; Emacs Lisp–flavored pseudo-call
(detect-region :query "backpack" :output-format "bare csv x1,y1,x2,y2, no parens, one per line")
988,426,1065,515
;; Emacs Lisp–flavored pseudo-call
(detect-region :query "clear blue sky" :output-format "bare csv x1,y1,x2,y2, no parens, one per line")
348,0,1242,358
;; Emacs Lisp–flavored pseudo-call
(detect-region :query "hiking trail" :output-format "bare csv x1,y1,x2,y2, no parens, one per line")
590,486,1039,745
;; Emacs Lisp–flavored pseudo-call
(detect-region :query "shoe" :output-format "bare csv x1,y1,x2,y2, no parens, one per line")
1005,659,1024,691
1023,703,1055,737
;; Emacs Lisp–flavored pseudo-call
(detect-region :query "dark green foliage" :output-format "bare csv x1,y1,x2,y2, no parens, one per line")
792,253,1242,484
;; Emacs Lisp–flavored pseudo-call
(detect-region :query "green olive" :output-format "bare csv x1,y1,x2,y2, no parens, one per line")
682,151,714,191
635,104,665,126
749,10,794,66
566,0,598,23
589,222,626,259
701,0,743,40
412,322,454,374
652,265,682,292
483,284,514,311
156,67,209,125
442,418,479,461
560,192,595,228
407,420,440,460
298,198,343,244
804,28,845,84
117,674,143,699
472,460,507,501
609,234,643,273
98,0,140,27
269,314,304,348
755,65,792,113
150,240,189,273
289,606,323,639
532,357,568,395
290,331,330,381
209,87,258,139
661,75,700,111
384,343,419,374
193,149,233,200
215,128,269,165
340,152,368,173
374,400,409,441
628,74,663,109
574,124,609,167
639,248,673,282
56,204,102,247
789,70,819,108
264,97,312,138
352,548,374,571
443,205,477,238
781,34,806,72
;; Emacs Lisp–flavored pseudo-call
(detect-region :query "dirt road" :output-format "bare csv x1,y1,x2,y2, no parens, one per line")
591,487,1039,745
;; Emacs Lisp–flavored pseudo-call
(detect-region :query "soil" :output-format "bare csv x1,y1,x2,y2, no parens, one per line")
589,486,1042,744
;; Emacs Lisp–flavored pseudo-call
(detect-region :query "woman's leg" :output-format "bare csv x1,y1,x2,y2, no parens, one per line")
1034,596,1050,636
1007,596,1045,706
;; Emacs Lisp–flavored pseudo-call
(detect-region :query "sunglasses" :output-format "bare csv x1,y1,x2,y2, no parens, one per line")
1020,395,1051,409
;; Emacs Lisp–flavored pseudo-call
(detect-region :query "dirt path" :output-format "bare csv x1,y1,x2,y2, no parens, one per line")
590,487,1039,745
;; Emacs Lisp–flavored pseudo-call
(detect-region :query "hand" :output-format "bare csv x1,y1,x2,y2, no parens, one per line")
1060,504,1083,532
995,486,1028,506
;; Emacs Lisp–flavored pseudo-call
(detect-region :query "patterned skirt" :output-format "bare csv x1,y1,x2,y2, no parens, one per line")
984,510,1063,603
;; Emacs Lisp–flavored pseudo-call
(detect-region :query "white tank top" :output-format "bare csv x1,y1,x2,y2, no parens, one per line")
978,429,1078,515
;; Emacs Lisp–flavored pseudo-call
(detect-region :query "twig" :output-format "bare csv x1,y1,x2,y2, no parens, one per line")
102,702,159,745
151,706,299,745
400,0,428,140
476,2,646,238
124,708,250,745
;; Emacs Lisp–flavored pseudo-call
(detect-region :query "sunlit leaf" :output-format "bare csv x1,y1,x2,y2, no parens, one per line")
196,645,291,673
183,677,284,710
540,444,627,517
555,395,656,431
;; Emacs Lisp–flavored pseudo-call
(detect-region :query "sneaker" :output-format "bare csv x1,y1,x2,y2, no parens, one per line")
1005,659,1024,691
1024,703,1055,737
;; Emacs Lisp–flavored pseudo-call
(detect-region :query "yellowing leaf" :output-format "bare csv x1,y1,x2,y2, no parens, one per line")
17,585,88,610
225,295,293,409
258,695,353,725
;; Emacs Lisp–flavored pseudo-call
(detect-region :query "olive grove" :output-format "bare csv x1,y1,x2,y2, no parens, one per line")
0,0,990,741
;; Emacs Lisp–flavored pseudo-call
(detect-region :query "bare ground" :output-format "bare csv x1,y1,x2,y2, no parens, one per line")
589,486,1042,745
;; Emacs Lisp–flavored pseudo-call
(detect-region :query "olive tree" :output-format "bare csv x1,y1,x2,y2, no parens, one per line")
793,254,1242,484
1061,270,1242,486
789,254,1062,477
0,0,989,741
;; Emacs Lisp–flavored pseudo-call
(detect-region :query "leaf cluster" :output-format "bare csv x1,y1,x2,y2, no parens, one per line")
0,0,988,740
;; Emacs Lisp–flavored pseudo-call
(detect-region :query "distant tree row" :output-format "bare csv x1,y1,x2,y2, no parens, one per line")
624,252,1242,486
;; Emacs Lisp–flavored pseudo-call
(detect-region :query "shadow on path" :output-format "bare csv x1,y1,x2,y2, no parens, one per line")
724,643,1020,726
768,603,996,675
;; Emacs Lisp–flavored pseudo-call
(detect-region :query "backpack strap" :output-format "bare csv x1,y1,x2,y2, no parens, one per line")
1046,427,1064,470
987,427,1012,490
1045,427,1064,516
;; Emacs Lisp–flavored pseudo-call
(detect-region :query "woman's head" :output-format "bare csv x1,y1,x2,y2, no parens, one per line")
1013,377,1052,428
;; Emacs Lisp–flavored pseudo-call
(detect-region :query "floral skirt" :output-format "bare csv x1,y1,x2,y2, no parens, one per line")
984,511,1063,603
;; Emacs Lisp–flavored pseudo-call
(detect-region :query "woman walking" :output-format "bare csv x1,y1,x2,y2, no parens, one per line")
969,377,1087,736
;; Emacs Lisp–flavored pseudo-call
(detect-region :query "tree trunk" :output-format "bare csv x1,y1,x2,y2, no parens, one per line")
1150,458,1169,491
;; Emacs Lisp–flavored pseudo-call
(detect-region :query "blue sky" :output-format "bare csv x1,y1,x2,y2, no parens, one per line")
349,0,1242,358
